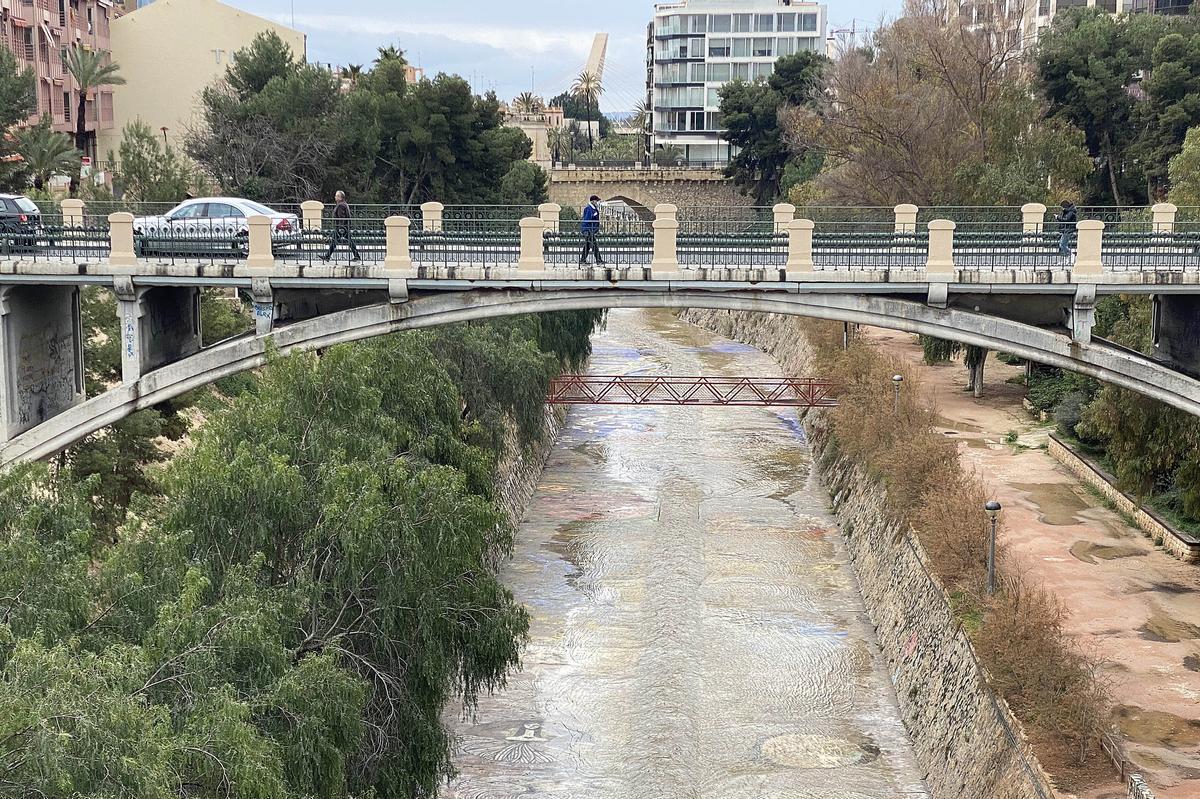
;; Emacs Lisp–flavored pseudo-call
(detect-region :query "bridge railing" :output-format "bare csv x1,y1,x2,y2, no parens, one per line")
12,199,1200,276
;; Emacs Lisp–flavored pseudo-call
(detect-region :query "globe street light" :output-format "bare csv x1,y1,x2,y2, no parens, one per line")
892,374,904,415
985,500,1002,595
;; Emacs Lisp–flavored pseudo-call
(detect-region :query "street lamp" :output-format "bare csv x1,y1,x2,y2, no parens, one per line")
892,374,904,414
160,126,169,148
985,500,1002,595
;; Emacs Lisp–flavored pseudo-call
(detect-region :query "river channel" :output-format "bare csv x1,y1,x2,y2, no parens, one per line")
443,308,930,799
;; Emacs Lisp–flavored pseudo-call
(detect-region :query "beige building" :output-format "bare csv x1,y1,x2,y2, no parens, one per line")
99,0,305,160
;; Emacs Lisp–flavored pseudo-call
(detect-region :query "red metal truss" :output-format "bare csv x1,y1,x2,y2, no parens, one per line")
547,375,839,407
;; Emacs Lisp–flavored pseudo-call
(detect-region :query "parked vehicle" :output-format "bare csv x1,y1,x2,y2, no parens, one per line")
133,197,300,257
0,194,43,250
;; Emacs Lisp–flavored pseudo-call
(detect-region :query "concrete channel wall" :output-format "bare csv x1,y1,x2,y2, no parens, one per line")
679,309,1058,799
495,404,570,529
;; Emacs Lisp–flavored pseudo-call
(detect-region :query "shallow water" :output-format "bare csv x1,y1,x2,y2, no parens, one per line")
442,309,930,799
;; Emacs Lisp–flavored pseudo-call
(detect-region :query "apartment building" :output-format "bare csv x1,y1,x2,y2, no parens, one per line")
0,0,117,157
646,0,826,164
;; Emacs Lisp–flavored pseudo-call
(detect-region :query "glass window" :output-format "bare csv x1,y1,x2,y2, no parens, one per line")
170,203,207,220
688,62,707,81
690,110,706,130
733,37,751,57
208,203,242,219
689,37,705,55
710,14,731,32
732,62,751,80
799,13,818,31
707,88,721,106
755,13,775,31
658,15,681,35
14,197,39,213
734,13,752,32
777,37,795,56
753,37,774,57
778,13,797,31
754,62,775,80
708,62,731,82
244,201,275,216
708,37,730,57
688,14,707,32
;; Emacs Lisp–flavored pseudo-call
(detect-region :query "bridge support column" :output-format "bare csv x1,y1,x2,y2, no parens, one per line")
1073,220,1105,277
1021,203,1046,234
538,203,561,233
421,202,444,233
785,218,814,277
384,216,413,275
109,212,137,267
1070,284,1097,344
61,198,84,228
517,217,545,275
895,203,918,234
773,203,796,232
1153,202,1177,233
251,278,274,336
1153,295,1200,378
301,200,324,231
925,219,956,282
0,285,84,442
652,207,679,272
246,215,275,272
113,277,202,384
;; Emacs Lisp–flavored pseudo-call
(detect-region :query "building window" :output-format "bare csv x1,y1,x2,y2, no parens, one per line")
755,14,775,31
731,62,751,80
710,14,731,32
778,13,797,31
658,15,682,35
689,62,706,81
733,37,751,57
708,37,730,57
707,62,731,81
777,37,795,56
799,13,818,32
689,110,705,130
734,13,753,32
753,37,775,57
753,62,775,80
707,88,721,106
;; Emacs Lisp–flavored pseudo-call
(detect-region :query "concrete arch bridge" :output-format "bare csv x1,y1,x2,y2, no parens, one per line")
1,199,1199,466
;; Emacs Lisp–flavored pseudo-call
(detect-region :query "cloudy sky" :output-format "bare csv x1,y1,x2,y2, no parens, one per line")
220,0,902,112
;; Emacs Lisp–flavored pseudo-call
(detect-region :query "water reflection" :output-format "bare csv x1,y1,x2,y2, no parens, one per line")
443,309,929,799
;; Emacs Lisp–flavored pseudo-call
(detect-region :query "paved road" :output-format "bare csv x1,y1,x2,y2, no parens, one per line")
443,308,929,799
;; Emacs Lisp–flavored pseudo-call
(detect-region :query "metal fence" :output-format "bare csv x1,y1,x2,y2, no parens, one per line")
0,214,110,262
281,220,387,266
545,217,653,268
952,224,1069,270
410,230,521,269
678,218,786,268
1100,221,1200,271
134,216,253,264
443,205,537,233
813,223,928,270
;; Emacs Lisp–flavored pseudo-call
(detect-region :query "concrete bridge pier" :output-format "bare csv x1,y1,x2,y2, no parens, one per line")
0,285,85,442
113,277,202,385
1070,285,1097,344
1153,295,1200,378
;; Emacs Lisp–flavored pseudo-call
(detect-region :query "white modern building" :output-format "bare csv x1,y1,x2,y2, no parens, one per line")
646,0,827,164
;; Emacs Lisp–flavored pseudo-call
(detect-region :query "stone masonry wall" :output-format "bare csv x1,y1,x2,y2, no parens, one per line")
494,404,570,529
549,170,753,214
680,309,1058,799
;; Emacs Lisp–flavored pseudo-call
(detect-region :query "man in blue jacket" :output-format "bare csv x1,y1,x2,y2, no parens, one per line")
579,195,605,265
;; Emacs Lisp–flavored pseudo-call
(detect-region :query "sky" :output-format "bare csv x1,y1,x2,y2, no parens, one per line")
220,0,903,112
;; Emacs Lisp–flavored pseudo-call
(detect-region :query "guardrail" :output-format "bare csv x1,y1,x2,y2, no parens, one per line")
5,200,1199,277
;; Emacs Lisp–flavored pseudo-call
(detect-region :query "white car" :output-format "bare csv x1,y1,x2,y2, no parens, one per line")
133,197,301,256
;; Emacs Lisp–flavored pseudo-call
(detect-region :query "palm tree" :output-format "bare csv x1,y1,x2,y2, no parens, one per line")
345,64,363,86
570,70,604,150
548,126,573,165
513,91,542,115
375,45,406,65
631,99,653,166
15,118,80,189
64,47,124,159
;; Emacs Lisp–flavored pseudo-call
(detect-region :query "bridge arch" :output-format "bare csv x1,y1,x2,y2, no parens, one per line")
4,289,1199,466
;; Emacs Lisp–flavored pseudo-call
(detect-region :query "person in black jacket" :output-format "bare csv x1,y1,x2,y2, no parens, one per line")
321,190,361,263
1055,200,1077,257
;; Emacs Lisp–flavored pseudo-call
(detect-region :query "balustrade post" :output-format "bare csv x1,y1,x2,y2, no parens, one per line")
421,201,444,233
1152,202,1178,234
1073,220,1105,276
925,219,956,279
517,217,545,273
894,203,919,234
773,203,796,232
300,200,324,231
108,212,136,267
538,202,562,233
246,214,275,270
652,205,679,271
384,215,413,273
1021,202,1047,234
785,218,814,276
60,198,84,228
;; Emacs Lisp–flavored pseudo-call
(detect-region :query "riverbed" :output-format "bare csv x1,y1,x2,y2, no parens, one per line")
442,308,930,799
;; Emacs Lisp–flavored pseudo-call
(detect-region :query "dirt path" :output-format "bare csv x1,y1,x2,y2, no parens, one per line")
861,327,1200,799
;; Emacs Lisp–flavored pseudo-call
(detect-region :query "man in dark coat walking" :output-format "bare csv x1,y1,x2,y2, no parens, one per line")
579,195,605,265
1055,200,1077,257
321,190,361,263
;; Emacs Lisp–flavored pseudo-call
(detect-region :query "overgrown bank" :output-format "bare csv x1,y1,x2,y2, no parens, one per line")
0,308,602,798
681,310,1114,797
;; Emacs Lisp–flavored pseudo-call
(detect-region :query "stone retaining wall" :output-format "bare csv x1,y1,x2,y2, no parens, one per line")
495,405,570,529
1047,435,1200,564
680,309,1058,799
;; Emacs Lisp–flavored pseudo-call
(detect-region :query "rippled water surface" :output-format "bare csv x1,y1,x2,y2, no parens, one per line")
443,309,929,799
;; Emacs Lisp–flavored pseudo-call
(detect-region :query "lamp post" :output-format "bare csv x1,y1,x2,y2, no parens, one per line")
985,500,1002,595
160,126,169,149
892,374,904,415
